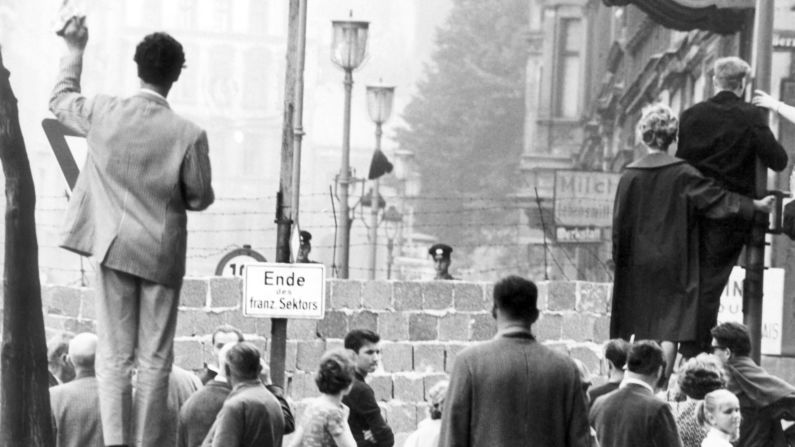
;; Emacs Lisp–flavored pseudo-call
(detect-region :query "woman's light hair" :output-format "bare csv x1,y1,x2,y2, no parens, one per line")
636,103,678,150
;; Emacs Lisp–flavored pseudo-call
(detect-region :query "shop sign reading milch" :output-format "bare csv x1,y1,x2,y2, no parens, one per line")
243,263,325,319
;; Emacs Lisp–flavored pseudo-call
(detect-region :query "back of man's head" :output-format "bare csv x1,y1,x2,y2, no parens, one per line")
344,329,380,354
225,342,261,381
713,56,750,92
604,338,631,370
626,340,665,377
134,32,186,86
47,332,72,366
710,322,751,357
68,332,98,370
492,275,539,323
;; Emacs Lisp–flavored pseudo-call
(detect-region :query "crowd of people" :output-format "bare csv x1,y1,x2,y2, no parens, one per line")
41,9,795,447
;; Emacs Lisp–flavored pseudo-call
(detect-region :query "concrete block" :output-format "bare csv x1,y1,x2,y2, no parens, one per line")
395,433,412,447
230,314,271,338
79,288,96,320
210,276,243,308
368,374,393,401
326,339,345,352
414,343,446,373
445,343,469,373
393,282,423,311
423,373,449,400
180,278,209,308
64,318,95,334
483,281,495,309
438,313,470,341
393,373,425,402
577,282,610,314
470,313,496,341
317,311,349,339
409,314,438,341
44,314,68,333
174,338,204,371
536,282,549,311
43,285,81,317
561,313,596,342
285,340,298,372
286,319,318,341
296,340,326,371
175,309,227,337
289,371,318,400
454,283,486,311
385,401,417,433
570,345,600,378
363,281,392,310
535,313,563,341
594,316,610,341
422,282,453,310
543,341,570,355
331,280,362,309
349,310,378,333
547,281,576,311
381,342,413,372
378,312,409,341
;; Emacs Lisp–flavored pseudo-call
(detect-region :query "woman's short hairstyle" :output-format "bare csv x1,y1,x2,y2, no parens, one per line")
713,56,750,92
134,32,186,86
636,103,678,151
428,380,449,420
678,353,726,399
315,348,356,395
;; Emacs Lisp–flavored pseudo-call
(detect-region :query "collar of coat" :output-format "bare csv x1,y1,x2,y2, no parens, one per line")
626,151,686,170
710,90,743,105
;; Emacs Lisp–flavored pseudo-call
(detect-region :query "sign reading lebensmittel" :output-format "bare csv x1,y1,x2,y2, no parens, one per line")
243,263,326,319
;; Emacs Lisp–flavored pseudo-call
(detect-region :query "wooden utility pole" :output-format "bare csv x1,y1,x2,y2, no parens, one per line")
271,0,307,389
0,47,54,446
745,0,774,364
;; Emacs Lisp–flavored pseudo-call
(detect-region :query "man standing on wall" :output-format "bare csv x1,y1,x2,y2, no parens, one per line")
676,56,788,358
50,17,214,447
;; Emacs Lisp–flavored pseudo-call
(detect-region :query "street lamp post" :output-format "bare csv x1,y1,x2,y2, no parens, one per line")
383,205,403,280
366,82,396,279
331,17,369,279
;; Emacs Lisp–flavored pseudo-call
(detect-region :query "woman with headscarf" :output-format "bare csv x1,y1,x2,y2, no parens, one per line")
403,380,449,447
610,103,774,381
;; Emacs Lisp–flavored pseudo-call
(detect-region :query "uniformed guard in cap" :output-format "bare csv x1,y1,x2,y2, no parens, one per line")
297,230,317,263
429,243,455,280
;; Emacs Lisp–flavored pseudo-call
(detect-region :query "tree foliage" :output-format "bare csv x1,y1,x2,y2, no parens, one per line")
395,0,529,268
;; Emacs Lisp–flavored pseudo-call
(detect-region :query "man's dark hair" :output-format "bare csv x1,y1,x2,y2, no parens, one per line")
492,276,539,323
344,329,380,354
211,324,244,346
315,349,355,394
225,341,261,380
604,338,631,370
711,321,751,357
626,340,665,376
134,32,186,85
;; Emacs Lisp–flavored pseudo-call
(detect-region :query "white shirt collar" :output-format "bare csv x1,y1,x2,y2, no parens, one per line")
620,377,654,394
215,375,228,384
139,88,168,102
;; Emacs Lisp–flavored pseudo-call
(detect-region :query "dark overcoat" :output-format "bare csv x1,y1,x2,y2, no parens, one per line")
611,152,754,342
439,333,591,447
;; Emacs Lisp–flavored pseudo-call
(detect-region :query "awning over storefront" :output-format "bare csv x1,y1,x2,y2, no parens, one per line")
603,0,754,34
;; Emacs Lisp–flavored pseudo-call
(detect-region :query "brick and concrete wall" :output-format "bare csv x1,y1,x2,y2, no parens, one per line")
37,277,612,443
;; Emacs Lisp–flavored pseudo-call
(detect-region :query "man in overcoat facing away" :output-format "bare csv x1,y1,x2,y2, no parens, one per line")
50,18,214,447
676,56,787,357
439,275,591,447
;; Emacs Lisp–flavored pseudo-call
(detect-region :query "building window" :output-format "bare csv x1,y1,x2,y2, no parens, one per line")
213,0,232,33
243,48,269,110
555,18,582,118
175,0,198,29
248,0,268,35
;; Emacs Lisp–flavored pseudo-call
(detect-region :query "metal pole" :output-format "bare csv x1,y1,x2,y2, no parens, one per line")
368,123,383,279
290,0,308,226
386,237,394,279
338,69,354,279
745,0,774,365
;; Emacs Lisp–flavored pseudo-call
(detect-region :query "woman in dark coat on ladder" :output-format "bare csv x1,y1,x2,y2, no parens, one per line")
610,103,775,381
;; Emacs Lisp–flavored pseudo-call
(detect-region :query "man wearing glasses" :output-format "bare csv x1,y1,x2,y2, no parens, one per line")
710,322,795,446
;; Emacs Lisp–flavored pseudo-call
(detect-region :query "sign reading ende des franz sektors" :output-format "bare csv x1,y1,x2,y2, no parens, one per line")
553,170,620,243
243,263,326,319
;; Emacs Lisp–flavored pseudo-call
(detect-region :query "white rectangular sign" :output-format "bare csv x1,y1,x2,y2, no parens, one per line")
717,267,784,355
243,263,326,319
554,170,620,227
